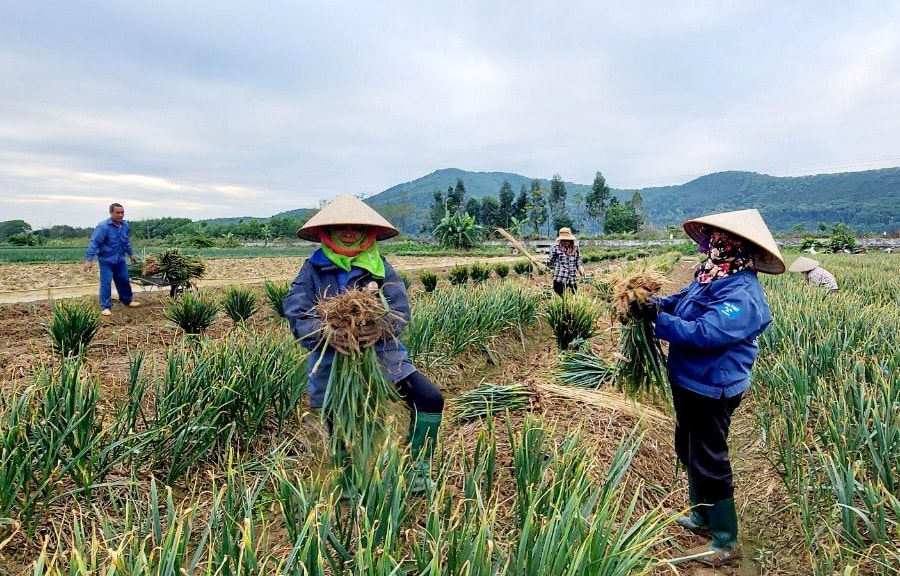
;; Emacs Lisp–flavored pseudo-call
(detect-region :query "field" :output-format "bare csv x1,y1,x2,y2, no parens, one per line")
0,250,897,575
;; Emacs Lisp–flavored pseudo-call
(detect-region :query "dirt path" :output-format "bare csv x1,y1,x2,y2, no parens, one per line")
0,255,526,304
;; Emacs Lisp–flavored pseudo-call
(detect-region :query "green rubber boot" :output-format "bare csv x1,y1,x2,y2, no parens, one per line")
407,412,442,494
673,475,710,535
695,497,741,565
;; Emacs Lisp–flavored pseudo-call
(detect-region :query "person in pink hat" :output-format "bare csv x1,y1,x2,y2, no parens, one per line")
641,209,785,567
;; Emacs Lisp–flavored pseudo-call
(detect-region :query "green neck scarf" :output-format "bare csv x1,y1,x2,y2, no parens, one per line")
321,233,385,278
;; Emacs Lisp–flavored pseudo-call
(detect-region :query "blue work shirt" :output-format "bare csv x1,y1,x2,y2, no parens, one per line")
85,218,134,265
654,270,772,399
282,249,416,408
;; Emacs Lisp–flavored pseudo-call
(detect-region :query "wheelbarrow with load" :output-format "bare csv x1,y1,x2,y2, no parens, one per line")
128,248,206,298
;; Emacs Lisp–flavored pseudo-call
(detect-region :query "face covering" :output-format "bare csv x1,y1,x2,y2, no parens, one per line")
696,229,755,283
317,227,385,278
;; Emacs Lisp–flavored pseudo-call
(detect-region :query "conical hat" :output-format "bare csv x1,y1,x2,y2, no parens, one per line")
789,256,819,273
297,194,399,241
682,209,785,275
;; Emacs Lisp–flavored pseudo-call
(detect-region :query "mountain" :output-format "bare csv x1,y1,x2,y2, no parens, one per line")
364,167,900,235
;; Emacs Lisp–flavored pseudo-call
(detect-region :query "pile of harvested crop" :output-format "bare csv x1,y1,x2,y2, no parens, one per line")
141,249,205,284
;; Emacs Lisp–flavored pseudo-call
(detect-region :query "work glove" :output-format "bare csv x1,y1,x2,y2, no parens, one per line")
630,300,659,322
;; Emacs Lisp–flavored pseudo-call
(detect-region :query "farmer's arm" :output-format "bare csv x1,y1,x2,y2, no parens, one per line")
83,223,105,271
655,279,768,349
283,262,324,350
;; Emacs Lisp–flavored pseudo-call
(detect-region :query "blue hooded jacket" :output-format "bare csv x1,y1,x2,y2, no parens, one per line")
282,249,416,408
85,218,134,265
653,270,771,399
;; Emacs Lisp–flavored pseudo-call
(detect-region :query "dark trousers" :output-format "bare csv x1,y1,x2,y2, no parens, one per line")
552,280,577,296
396,370,444,413
672,384,742,503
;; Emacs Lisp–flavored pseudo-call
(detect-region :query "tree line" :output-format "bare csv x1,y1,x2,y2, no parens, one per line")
426,172,647,247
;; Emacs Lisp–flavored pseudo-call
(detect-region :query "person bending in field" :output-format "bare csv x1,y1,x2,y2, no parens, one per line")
83,202,141,316
639,209,785,568
788,256,839,294
282,194,444,494
546,227,585,296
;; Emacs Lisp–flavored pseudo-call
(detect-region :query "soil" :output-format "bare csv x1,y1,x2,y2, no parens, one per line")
0,256,801,575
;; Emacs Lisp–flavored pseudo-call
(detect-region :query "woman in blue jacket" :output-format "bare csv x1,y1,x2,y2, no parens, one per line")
283,194,443,493
650,209,785,566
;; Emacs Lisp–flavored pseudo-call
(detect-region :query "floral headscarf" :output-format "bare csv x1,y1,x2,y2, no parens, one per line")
696,228,755,284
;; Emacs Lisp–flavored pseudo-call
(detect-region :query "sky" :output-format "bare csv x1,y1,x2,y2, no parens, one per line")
2,1,900,229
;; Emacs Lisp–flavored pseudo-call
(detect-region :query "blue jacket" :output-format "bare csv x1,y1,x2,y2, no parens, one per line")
282,249,416,408
653,270,771,399
85,218,134,265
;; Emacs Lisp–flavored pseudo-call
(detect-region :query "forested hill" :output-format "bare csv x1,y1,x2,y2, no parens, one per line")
363,167,900,235
637,169,900,233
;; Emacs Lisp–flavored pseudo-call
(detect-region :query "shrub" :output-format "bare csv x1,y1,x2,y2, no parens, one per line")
493,263,510,279
469,263,491,283
448,265,470,286
263,279,290,318
419,270,438,292
433,211,482,250
165,291,219,335
222,285,259,324
544,294,597,351
45,300,101,358
513,261,533,276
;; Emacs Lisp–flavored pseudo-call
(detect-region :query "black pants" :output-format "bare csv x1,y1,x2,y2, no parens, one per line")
672,384,742,502
552,280,577,296
396,370,444,413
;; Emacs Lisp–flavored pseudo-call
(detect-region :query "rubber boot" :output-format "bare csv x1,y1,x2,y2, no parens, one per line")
407,412,441,494
684,497,741,566
673,475,710,535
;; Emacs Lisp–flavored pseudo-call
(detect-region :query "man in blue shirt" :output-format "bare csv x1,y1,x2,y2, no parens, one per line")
83,203,140,315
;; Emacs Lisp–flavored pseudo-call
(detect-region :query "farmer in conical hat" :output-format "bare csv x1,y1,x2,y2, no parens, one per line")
546,227,585,296
789,256,839,294
640,209,784,567
283,194,443,494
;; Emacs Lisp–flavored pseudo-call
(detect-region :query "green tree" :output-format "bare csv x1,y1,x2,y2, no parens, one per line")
514,186,529,221
586,171,611,234
428,189,447,231
447,178,466,214
480,196,501,228
498,181,514,228
529,181,549,237
629,191,646,231
549,173,567,219
465,198,480,222
0,219,32,241
604,197,640,234
552,213,574,234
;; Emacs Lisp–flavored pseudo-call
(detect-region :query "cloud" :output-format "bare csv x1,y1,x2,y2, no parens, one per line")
1,1,899,227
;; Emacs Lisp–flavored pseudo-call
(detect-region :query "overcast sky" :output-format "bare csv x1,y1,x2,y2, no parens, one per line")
2,1,900,228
